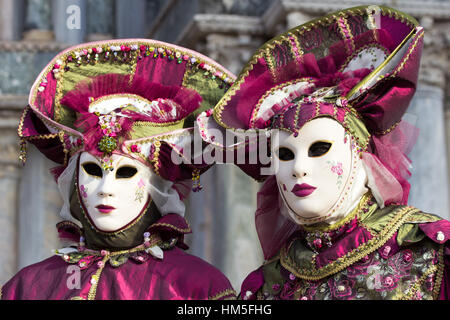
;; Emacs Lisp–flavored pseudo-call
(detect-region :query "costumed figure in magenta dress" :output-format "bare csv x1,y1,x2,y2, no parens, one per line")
197,5,449,300
1,39,237,300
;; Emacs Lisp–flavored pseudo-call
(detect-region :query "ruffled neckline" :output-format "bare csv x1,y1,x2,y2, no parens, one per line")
279,199,421,281
299,193,375,252
56,213,192,252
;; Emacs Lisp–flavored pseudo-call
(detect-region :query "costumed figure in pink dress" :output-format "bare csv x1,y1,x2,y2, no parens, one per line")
1,39,236,300
197,5,449,300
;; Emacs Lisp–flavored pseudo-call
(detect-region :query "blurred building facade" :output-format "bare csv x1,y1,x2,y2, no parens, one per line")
0,0,449,291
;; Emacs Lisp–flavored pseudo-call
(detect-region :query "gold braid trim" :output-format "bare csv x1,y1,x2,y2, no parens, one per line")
0,285,2,300
87,254,109,300
265,48,277,83
56,220,83,238
18,105,82,163
249,77,313,128
128,49,139,84
22,133,59,141
314,100,321,118
398,264,438,300
391,30,424,78
336,15,355,55
345,26,419,102
151,140,161,176
209,289,237,300
433,245,445,299
280,206,420,281
363,30,424,136
84,236,162,300
302,193,372,233
213,60,256,129
80,234,161,257
17,105,30,138
150,222,191,234
29,40,234,113
289,31,304,61
131,129,191,145
58,130,69,166
17,106,65,141
133,118,185,127
54,60,67,123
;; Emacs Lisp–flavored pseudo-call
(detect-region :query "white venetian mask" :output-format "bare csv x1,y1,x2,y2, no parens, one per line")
272,117,364,225
77,152,152,232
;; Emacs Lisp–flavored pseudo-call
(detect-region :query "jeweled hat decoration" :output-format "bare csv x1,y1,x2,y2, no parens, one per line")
18,39,236,185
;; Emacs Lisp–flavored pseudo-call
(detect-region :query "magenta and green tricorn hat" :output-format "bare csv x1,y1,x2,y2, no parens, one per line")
18,39,235,182
200,5,423,182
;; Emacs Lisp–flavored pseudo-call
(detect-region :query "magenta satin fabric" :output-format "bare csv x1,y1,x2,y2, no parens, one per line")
34,71,58,118
134,53,187,87
2,247,235,300
315,225,373,269
240,219,450,300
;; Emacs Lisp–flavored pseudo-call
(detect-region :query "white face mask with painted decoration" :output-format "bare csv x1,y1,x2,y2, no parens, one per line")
78,152,152,232
272,117,369,225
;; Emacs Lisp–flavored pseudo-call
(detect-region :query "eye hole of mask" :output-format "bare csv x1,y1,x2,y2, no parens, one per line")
308,141,332,157
276,147,295,161
82,162,103,178
116,166,138,179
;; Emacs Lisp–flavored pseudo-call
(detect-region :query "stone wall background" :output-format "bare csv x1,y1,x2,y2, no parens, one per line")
0,0,449,292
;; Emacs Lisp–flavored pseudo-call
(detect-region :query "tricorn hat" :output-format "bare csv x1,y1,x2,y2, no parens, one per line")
19,39,235,183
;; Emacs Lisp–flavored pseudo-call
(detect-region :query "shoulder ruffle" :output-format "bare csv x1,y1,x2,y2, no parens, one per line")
56,220,83,243
240,267,265,300
56,213,192,249
147,213,192,250
397,210,449,246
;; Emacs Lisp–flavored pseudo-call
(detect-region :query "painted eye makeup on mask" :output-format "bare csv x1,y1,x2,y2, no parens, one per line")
308,141,332,157
116,166,138,179
276,147,295,161
82,162,103,178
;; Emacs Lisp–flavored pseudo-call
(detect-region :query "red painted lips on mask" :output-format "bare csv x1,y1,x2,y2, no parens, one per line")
291,183,316,197
96,204,116,214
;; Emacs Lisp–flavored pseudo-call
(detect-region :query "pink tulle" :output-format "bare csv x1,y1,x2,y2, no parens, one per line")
362,153,404,206
172,179,193,201
50,165,67,183
366,120,419,205
255,175,299,260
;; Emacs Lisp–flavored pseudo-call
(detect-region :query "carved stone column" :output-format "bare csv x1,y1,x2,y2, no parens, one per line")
23,0,54,41
115,0,147,38
86,0,114,41
0,0,26,41
0,95,62,284
0,96,23,285
17,144,62,270
407,18,449,219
